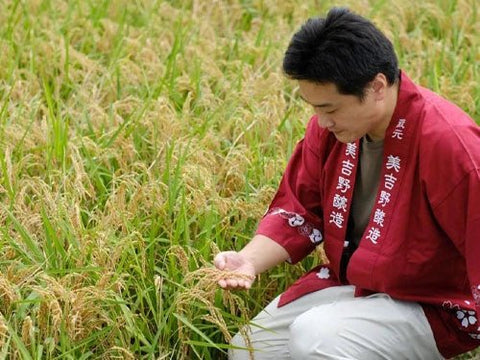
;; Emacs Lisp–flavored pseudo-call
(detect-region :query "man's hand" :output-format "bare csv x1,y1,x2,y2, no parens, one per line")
213,235,290,290
214,251,256,290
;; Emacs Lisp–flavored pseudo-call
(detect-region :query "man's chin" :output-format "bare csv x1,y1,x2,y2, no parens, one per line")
334,133,359,144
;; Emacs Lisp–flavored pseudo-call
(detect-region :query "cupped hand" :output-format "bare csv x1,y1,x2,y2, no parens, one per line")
213,251,256,290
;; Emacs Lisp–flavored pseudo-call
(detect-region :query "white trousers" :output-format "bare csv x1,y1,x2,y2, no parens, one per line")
229,286,444,360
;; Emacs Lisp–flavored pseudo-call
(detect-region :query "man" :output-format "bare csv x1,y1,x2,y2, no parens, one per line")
214,7,480,359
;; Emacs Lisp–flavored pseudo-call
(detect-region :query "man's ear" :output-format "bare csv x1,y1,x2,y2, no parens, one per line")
370,73,388,101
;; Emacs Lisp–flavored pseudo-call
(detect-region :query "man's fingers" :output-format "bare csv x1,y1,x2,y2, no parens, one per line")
238,279,249,288
240,277,253,289
218,278,240,289
217,277,253,290
226,278,239,288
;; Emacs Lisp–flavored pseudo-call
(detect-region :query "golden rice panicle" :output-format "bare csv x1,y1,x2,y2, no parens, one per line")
166,245,190,273
0,314,8,348
21,316,34,346
103,346,135,360
175,266,255,356
50,298,63,343
68,310,84,341
0,274,20,312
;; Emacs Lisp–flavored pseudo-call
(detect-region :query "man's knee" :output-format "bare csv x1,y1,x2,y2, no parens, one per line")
288,306,340,359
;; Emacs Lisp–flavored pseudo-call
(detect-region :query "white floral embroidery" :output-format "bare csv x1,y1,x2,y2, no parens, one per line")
316,267,330,279
268,208,323,245
456,310,477,328
469,333,480,340
288,214,305,227
309,228,323,244
442,300,458,310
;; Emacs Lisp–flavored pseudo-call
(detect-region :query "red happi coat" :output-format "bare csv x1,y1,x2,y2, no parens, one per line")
256,72,480,358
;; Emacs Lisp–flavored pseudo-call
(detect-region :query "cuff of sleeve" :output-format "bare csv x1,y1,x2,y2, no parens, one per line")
255,211,322,264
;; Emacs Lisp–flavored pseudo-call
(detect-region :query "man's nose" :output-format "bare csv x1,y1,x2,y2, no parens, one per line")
316,113,334,128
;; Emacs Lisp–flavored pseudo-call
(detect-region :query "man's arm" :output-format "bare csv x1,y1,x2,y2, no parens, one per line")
214,234,289,290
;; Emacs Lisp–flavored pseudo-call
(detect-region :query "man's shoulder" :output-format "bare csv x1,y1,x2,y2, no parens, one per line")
400,72,473,128
413,85,477,143
416,90,480,174
418,86,473,126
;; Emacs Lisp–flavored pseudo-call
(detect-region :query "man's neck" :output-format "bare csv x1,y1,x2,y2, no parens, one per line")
369,80,400,141
385,80,400,124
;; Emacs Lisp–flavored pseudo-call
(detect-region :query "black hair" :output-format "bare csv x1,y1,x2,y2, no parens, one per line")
283,7,399,99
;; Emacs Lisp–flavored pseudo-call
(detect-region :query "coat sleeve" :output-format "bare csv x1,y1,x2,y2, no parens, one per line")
255,118,325,264
432,168,480,319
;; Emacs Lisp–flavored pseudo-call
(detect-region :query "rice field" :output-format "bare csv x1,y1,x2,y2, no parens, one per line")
0,0,479,358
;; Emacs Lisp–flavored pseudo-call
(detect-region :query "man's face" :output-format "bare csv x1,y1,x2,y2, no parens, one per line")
298,80,387,143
